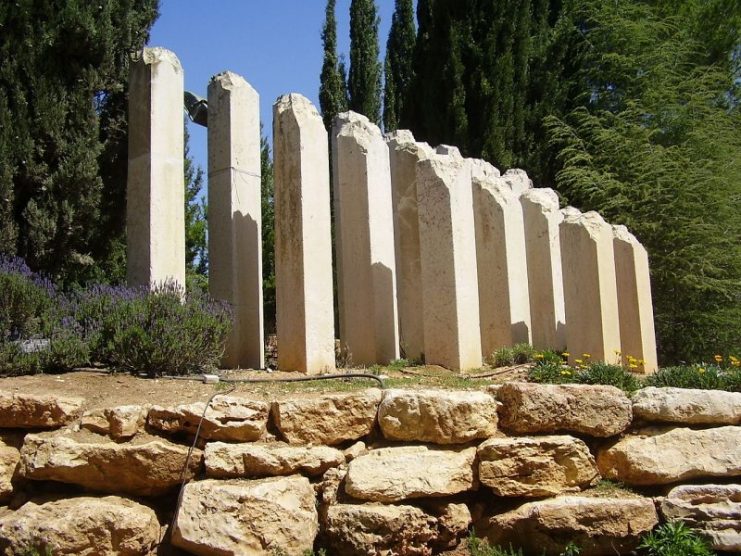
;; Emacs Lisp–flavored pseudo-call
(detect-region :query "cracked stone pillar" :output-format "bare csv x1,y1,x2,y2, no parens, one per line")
386,130,433,362
207,71,264,369
473,175,532,357
417,153,482,371
126,47,185,289
501,169,533,197
273,94,335,373
612,225,658,373
332,112,399,365
520,188,567,350
560,211,622,365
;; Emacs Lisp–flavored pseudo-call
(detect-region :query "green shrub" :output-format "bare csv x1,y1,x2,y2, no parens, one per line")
638,521,713,556
511,343,536,364
468,534,524,556
534,349,564,365
644,365,740,392
490,346,514,367
576,362,642,392
0,255,57,342
527,361,576,384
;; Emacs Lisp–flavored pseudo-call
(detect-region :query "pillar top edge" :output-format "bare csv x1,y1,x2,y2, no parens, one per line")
521,187,560,207
136,47,182,73
334,111,383,139
274,93,320,118
209,71,257,94
612,223,639,244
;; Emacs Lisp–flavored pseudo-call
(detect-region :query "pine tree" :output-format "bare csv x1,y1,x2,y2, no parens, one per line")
260,132,276,333
383,0,416,132
184,124,206,278
348,0,382,124
319,0,348,131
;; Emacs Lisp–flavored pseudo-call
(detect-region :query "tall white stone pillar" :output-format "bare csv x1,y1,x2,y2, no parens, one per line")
473,175,532,357
560,211,622,364
612,225,658,373
127,47,185,289
386,130,433,362
417,153,482,371
333,112,399,365
207,71,264,369
273,94,335,373
520,188,567,350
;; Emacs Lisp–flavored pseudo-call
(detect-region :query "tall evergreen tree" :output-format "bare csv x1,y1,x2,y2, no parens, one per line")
260,131,276,333
0,0,159,284
184,124,206,278
383,0,416,132
348,0,382,124
319,0,348,131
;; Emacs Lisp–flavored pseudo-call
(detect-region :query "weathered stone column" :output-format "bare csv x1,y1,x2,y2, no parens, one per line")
332,112,399,365
520,188,567,350
417,153,482,371
560,211,622,364
612,225,658,373
386,130,433,362
473,175,532,357
502,168,533,197
207,71,264,369
127,47,185,289
273,94,335,373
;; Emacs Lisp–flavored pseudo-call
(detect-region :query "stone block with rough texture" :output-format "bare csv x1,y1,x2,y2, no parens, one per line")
632,387,741,425
378,389,498,444
478,496,658,556
272,389,382,445
205,441,344,478
661,484,741,552
497,382,632,437
148,397,270,442
0,496,159,556
273,94,335,373
597,426,741,485
478,435,600,497
80,405,148,439
20,431,201,496
172,476,318,556
0,392,83,429
344,445,477,503
502,168,533,196
0,442,19,502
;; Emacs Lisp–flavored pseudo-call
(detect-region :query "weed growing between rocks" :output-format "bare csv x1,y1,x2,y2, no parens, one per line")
644,365,740,392
468,533,581,556
638,521,714,556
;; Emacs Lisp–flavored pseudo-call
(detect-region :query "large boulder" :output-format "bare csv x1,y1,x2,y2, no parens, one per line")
661,484,741,552
20,431,201,496
632,387,741,425
172,476,318,556
205,441,344,478
80,405,148,439
0,496,159,555
0,442,19,502
478,496,658,555
377,389,498,444
323,503,437,556
272,389,382,445
345,445,477,503
496,382,632,437
478,435,599,497
596,426,741,485
148,396,270,442
0,392,84,429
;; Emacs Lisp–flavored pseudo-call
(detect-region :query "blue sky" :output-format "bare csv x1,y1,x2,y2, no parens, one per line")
149,0,397,171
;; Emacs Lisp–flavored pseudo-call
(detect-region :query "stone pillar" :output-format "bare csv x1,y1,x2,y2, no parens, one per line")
207,71,264,369
612,225,658,373
273,94,335,373
416,153,482,371
520,188,567,350
560,211,622,364
473,175,532,357
127,47,185,289
332,112,399,365
386,130,433,362
501,169,533,196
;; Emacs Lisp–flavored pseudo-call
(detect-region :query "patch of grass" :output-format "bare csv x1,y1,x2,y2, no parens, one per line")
576,362,642,392
638,521,713,556
489,346,514,367
468,532,580,555
644,364,740,392
528,361,575,384
511,343,536,364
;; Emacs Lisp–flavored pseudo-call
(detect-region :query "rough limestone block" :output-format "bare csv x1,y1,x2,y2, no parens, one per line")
502,168,533,196
80,404,148,439
126,47,185,289
560,210,622,364
0,441,19,502
0,391,84,429
469,158,500,181
386,130,434,361
473,174,532,355
520,188,567,349
208,71,264,369
632,387,741,425
596,426,741,485
416,154,482,371
273,94,335,373
612,225,658,372
333,112,399,364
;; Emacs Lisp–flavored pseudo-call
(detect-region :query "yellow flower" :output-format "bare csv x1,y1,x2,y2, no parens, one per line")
729,355,739,363
714,354,723,362
535,354,544,359
698,367,706,374
560,370,572,376
562,352,570,358
582,353,591,359
575,359,584,365
629,363,638,369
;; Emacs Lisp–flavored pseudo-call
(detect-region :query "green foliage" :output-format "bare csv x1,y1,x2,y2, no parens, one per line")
348,0,382,124
638,521,713,556
0,273,55,342
576,362,642,393
383,0,415,131
184,124,207,276
319,0,348,131
489,346,514,367
468,532,581,556
528,360,575,384
511,343,536,364
645,365,741,392
261,132,276,333
489,343,537,366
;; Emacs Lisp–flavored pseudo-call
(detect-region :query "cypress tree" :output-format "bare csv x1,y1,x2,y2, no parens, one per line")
348,0,382,124
184,124,206,278
383,0,416,132
260,131,276,333
319,0,348,131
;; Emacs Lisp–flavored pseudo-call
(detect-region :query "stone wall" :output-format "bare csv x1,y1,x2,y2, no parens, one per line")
0,385,738,555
